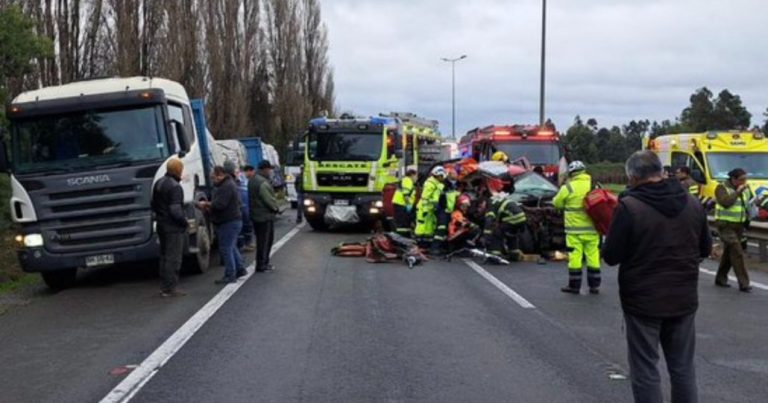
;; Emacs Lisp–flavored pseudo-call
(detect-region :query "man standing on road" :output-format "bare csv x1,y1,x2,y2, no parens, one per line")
714,168,753,292
199,163,247,284
603,151,711,403
553,161,601,294
151,158,188,297
249,160,281,272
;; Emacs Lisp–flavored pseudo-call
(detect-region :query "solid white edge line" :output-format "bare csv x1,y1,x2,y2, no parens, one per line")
699,266,768,291
101,222,306,403
463,259,536,309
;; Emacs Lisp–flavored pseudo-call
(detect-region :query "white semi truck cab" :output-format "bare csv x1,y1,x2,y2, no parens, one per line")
0,77,214,289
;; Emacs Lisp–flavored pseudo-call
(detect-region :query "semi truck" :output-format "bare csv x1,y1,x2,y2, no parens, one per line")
646,131,768,201
459,124,564,180
301,112,442,231
0,77,214,289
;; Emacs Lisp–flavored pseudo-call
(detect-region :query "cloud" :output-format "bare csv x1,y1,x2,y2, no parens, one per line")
323,0,768,135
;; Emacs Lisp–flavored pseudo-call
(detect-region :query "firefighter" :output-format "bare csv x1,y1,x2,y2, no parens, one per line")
714,168,753,292
449,194,481,248
483,179,527,261
392,168,418,237
553,161,601,295
676,166,700,197
414,166,446,247
492,151,509,163
432,168,460,254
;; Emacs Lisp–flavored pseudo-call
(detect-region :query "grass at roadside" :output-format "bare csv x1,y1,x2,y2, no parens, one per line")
602,183,627,194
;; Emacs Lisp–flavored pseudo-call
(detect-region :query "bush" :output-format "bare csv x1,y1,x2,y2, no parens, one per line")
0,175,10,230
587,163,626,185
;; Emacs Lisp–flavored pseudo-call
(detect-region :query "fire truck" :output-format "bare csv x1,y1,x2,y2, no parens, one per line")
459,124,564,179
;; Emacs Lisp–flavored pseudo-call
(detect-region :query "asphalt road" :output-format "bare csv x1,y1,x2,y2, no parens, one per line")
2,214,768,402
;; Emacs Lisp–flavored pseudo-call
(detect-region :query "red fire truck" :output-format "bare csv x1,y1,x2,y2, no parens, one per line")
458,124,564,178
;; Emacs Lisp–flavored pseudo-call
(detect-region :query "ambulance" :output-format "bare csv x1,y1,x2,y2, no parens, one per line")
646,131,768,201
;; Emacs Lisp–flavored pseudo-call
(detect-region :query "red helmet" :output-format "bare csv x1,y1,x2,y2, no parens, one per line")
487,177,505,193
457,194,472,207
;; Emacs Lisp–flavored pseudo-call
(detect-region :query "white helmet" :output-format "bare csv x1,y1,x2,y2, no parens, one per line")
568,161,586,174
431,166,447,178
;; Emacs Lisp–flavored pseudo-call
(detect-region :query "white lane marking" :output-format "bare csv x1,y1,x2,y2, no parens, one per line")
101,223,305,403
699,267,768,291
463,259,536,309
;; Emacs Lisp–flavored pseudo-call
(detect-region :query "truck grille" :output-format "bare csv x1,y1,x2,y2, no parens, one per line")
38,183,152,254
316,173,369,187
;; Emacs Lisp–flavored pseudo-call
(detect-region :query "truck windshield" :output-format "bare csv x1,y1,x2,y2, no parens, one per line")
11,105,168,175
308,132,382,161
707,153,768,180
495,142,560,165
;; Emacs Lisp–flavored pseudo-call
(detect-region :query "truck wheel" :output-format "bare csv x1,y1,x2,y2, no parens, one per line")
41,268,77,291
185,212,212,274
307,218,329,231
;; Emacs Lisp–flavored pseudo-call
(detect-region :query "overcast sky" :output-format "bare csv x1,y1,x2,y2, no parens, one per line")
323,0,768,137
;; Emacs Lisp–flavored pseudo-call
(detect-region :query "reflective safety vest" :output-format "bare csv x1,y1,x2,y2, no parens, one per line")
445,189,460,213
392,176,415,207
715,184,752,224
553,172,597,235
484,197,527,235
681,178,699,197
417,176,443,210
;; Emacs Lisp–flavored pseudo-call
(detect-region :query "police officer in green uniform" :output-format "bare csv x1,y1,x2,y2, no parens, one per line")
675,167,700,197
714,168,753,292
392,168,418,237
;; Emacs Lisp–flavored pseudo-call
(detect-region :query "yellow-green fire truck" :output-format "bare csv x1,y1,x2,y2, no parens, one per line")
302,112,442,230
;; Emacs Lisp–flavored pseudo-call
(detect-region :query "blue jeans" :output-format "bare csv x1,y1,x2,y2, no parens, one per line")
296,192,304,222
217,220,245,280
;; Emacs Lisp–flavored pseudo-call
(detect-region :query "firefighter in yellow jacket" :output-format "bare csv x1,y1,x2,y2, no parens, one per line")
392,168,418,237
553,161,601,295
414,166,446,246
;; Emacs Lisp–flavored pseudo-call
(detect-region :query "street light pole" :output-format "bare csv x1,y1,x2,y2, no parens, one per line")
539,0,547,126
441,55,467,139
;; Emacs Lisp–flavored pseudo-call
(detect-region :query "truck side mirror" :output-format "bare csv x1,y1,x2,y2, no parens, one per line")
172,121,189,157
691,169,706,184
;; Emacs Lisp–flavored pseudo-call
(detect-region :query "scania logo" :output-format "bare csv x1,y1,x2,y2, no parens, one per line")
67,175,111,186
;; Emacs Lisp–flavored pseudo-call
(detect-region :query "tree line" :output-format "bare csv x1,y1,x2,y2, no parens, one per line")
0,0,335,154
563,87,768,164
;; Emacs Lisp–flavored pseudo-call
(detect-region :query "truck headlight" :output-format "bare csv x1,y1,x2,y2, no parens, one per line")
304,199,315,207
369,207,381,215
373,200,384,208
21,234,44,248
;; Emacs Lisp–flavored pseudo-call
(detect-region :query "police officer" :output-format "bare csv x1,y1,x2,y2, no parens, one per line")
392,168,418,237
433,168,460,254
483,179,527,260
553,161,601,295
714,168,753,292
676,167,700,197
415,166,446,247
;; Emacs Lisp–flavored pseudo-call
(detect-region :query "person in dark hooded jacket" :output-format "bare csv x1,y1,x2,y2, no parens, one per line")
603,151,711,403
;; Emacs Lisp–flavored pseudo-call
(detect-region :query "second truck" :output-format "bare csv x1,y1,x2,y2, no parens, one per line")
301,112,442,230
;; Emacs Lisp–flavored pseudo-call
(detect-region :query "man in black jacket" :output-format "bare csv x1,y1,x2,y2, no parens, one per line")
152,159,189,297
603,151,711,403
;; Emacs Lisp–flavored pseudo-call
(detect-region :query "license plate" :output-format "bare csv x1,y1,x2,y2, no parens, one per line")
334,199,350,206
85,254,115,267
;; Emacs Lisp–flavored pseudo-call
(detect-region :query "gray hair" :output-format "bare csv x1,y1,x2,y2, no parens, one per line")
625,151,663,181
